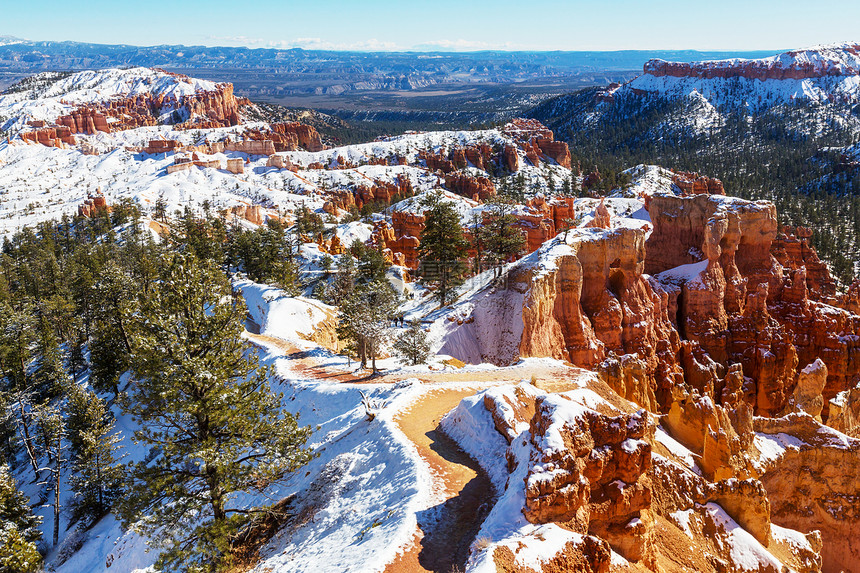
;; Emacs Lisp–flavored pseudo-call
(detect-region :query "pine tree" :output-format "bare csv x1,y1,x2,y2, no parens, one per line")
561,175,572,196
90,261,136,396
350,240,390,283
33,404,64,547
480,196,527,277
337,279,398,374
175,207,225,263
417,193,469,306
469,212,485,274
154,195,167,222
0,393,18,465
0,302,41,477
294,205,324,237
119,253,313,572
227,221,299,294
393,320,431,366
0,464,42,573
324,254,357,306
33,311,67,399
66,385,125,526
68,332,87,379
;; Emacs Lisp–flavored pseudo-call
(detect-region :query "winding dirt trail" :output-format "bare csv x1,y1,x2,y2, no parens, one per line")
246,331,590,572
385,388,493,573
246,332,584,386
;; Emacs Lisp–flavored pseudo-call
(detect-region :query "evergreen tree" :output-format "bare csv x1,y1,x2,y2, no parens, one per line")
337,279,398,374
324,254,358,306
67,386,125,527
0,302,41,477
120,253,313,572
417,193,469,306
33,311,67,399
393,320,431,366
349,240,390,283
480,196,527,277
175,207,225,264
0,393,17,465
90,261,136,396
227,221,299,293
68,333,87,380
469,212,485,274
33,404,64,547
0,465,42,573
154,195,167,222
294,205,325,237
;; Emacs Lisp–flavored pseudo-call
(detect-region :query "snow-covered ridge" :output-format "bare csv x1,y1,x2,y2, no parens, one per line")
0,67,224,133
609,42,860,111
0,35,26,46
5,67,220,103
643,42,860,80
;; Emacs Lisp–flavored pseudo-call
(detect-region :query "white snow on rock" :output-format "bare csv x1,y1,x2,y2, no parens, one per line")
703,503,784,572
440,379,619,572
238,278,336,347
0,67,222,134
621,43,860,112
655,260,709,290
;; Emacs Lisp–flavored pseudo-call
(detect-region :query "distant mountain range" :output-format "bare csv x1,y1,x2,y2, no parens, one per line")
0,37,779,95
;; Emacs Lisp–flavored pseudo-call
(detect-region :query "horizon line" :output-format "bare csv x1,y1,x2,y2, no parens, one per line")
0,35,805,56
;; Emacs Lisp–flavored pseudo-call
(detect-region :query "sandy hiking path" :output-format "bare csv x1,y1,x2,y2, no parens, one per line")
245,330,591,572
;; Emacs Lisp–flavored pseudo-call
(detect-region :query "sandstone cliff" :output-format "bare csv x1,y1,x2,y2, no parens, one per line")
438,185,860,571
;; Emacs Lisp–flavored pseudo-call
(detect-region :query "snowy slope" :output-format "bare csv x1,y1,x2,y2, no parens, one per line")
0,105,570,238
40,283,434,573
621,42,860,111
0,124,444,236
0,67,221,133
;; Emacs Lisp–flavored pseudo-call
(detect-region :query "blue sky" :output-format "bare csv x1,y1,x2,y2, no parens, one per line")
5,0,860,51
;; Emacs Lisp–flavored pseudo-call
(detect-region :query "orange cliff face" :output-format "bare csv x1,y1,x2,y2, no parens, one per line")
642,193,860,570
64,82,242,134
417,119,572,189
443,172,495,201
524,400,654,565
503,118,573,169
441,186,860,570
477,379,818,571
19,125,76,147
671,171,725,195
77,194,110,217
644,193,860,416
431,224,684,398
375,196,577,271
239,122,324,153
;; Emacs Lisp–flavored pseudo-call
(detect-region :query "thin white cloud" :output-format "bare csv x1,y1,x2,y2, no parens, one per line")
265,38,401,51
204,35,530,52
409,39,524,52
205,36,402,51
204,35,267,47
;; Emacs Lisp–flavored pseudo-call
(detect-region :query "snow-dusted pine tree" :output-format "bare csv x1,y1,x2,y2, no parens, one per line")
119,253,313,572
393,319,431,366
